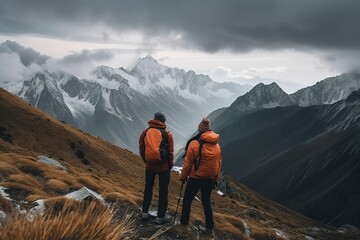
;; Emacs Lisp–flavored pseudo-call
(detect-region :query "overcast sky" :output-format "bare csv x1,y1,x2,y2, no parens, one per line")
0,0,359,93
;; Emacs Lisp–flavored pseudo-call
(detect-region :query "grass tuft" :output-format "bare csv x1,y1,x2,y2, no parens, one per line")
46,179,69,194
0,201,134,240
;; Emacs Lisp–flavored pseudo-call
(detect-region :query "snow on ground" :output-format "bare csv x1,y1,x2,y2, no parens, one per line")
37,155,67,171
0,186,11,201
65,187,105,204
61,89,95,118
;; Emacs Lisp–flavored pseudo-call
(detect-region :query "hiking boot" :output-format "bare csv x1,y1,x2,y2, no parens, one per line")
198,225,214,236
155,214,172,224
141,212,149,221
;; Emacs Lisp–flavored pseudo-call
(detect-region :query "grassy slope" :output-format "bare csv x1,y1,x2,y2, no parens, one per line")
0,88,358,240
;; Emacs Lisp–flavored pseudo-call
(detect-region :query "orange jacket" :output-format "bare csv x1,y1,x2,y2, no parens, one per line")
180,131,222,181
139,120,174,172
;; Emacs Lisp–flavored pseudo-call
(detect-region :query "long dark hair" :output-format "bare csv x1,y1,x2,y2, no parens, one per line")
182,132,202,158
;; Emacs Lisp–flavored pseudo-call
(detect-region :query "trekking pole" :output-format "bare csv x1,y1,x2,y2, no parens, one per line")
173,180,185,224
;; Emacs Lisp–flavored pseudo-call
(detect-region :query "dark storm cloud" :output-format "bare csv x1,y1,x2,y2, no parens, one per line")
0,0,359,52
0,40,49,66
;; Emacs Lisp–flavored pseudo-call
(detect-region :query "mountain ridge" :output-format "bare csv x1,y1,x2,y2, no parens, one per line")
1,53,250,152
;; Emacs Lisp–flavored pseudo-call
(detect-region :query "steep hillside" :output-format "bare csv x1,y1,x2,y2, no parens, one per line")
1,88,358,239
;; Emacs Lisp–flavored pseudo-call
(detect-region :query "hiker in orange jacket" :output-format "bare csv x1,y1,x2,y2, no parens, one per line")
180,117,222,235
139,111,174,224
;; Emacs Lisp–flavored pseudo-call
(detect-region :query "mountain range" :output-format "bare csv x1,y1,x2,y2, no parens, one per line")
205,73,360,227
0,52,250,152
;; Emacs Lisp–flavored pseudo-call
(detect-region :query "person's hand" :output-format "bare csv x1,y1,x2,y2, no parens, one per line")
213,181,218,189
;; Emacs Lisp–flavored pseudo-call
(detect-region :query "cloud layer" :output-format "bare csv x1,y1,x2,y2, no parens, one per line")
0,40,49,66
1,0,359,53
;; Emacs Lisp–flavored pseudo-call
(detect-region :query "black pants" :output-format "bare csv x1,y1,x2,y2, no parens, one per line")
180,178,214,229
142,169,170,218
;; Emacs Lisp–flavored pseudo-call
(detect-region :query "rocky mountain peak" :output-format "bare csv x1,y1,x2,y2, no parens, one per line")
229,82,294,113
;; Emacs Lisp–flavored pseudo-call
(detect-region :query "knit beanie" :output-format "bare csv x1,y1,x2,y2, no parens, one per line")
198,117,211,132
154,111,166,122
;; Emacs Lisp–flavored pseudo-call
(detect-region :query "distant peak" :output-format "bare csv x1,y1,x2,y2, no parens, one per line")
141,55,158,63
253,82,281,91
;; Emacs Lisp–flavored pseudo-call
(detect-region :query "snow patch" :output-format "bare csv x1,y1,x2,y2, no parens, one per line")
0,186,11,201
62,89,95,117
37,155,67,170
65,187,105,204
91,75,122,90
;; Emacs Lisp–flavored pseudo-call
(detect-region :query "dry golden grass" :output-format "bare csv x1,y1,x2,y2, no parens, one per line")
104,191,141,207
0,201,134,240
214,213,245,235
0,161,20,179
78,175,103,192
1,182,46,199
26,194,49,202
250,225,286,240
46,179,69,194
8,174,42,189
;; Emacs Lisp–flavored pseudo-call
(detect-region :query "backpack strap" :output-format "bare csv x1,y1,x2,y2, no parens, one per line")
140,127,151,160
182,132,202,158
194,139,205,171
158,128,168,148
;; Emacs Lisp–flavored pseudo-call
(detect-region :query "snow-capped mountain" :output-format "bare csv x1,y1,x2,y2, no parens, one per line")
18,71,76,126
210,73,360,130
229,82,294,112
210,82,295,130
1,55,250,152
291,72,360,106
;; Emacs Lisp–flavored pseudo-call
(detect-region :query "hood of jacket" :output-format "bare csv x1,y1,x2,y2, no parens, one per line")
200,131,219,144
148,119,166,129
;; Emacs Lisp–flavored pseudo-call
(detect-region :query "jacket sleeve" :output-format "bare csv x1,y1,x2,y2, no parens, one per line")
180,141,197,180
167,130,174,169
139,130,146,162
